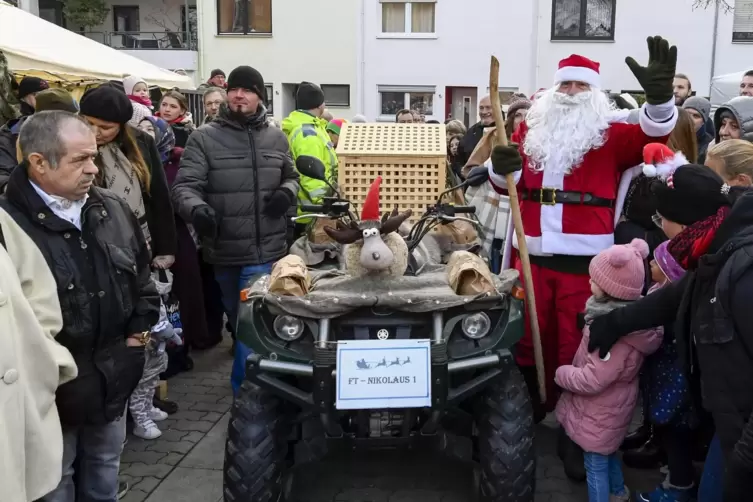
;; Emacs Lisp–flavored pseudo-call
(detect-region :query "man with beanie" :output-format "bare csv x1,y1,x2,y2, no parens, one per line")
0,88,79,191
17,76,49,116
198,69,226,90
172,65,299,393
281,81,338,233
585,154,753,502
326,118,346,148
683,96,714,163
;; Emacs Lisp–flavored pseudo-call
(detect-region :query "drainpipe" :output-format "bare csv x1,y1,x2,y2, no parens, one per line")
358,0,366,114
708,0,720,94
185,0,192,50
529,0,541,93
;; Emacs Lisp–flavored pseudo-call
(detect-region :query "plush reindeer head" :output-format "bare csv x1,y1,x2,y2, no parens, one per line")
324,177,412,274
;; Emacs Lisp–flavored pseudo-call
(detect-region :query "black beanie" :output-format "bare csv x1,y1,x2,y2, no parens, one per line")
18,77,49,99
651,164,732,226
227,66,266,100
296,82,325,110
79,85,133,125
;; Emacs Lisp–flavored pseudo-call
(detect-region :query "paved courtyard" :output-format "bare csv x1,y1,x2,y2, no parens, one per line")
118,339,662,502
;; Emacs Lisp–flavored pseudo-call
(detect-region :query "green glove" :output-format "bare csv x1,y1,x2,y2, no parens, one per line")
490,144,523,176
625,36,677,105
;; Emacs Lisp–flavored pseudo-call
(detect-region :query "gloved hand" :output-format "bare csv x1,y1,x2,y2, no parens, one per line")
586,314,622,359
192,205,218,240
625,36,677,105
490,144,523,176
264,187,295,218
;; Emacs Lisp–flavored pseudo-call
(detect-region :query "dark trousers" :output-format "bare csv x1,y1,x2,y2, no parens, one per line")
172,218,222,350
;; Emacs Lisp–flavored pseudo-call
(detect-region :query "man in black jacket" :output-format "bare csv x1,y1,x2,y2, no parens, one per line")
455,95,501,168
0,111,159,502
172,66,299,393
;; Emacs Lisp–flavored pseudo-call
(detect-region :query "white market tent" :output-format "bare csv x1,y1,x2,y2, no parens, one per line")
0,0,193,89
710,71,746,107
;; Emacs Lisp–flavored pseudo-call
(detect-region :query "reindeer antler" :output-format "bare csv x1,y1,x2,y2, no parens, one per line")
324,220,362,245
380,208,412,235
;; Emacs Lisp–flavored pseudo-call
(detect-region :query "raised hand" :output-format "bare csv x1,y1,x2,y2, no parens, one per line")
625,36,677,105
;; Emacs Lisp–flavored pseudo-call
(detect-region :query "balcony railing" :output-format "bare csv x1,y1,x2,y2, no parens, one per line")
82,31,198,51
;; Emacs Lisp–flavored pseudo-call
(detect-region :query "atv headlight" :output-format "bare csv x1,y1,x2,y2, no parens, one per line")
461,312,491,339
273,315,304,341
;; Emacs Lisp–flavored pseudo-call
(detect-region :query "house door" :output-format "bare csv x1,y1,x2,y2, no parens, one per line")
450,87,477,128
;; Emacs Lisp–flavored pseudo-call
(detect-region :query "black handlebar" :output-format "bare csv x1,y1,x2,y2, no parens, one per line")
300,204,324,213
451,205,476,215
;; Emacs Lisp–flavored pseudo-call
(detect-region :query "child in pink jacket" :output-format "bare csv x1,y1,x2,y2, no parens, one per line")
555,239,663,502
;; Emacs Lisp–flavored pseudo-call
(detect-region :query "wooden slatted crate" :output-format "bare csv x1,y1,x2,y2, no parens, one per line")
336,123,447,225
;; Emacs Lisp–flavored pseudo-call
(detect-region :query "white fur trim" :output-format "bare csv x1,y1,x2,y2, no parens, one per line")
486,158,522,188
643,151,688,180
608,109,632,124
554,66,601,88
614,165,644,226
639,101,678,137
513,232,614,256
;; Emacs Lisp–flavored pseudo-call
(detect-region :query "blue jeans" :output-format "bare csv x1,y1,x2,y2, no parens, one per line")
215,263,274,394
583,452,627,502
698,434,724,502
41,414,127,502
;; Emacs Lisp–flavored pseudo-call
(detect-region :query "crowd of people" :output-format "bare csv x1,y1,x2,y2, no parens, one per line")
3,33,753,502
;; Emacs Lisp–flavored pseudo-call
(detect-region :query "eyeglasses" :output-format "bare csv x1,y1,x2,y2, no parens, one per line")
652,213,663,228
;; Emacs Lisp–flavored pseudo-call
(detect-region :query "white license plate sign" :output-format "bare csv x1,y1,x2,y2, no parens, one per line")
336,339,432,410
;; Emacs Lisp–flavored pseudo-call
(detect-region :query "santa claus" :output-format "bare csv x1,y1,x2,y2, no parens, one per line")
485,35,678,476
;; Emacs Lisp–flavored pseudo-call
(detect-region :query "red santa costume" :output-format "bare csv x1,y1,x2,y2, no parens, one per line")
485,55,677,412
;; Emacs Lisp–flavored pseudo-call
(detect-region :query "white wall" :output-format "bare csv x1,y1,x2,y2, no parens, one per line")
363,0,753,122
197,0,358,120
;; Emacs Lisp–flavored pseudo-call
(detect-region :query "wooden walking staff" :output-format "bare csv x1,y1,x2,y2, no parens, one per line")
489,56,546,403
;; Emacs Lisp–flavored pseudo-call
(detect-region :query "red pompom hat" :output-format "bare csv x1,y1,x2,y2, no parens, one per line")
554,54,601,88
361,177,382,221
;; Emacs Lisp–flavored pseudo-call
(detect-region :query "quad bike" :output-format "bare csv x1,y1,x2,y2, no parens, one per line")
223,158,535,502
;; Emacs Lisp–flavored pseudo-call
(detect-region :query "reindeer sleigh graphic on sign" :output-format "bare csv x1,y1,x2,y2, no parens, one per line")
355,356,412,370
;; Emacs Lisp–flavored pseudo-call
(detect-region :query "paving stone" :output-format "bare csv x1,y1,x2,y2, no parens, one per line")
536,476,573,494
180,393,223,404
181,431,206,443
202,411,225,423
154,429,189,442
123,437,151,452
145,467,223,502
200,378,229,387
167,410,207,421
170,419,216,433
120,489,149,502
189,401,230,413
132,476,161,494
206,386,233,396
147,440,195,455
218,396,234,405
120,450,167,465
179,414,229,469
335,488,391,502
122,462,174,479
159,453,187,466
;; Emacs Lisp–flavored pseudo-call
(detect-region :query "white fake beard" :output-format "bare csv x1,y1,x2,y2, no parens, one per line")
523,88,614,176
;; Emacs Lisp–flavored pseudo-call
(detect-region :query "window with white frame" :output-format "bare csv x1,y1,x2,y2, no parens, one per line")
380,0,436,35
378,86,435,118
733,0,753,41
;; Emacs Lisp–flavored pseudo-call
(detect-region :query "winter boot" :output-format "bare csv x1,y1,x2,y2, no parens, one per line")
609,486,630,502
149,407,169,422
560,431,586,482
153,396,179,415
635,481,696,502
519,365,547,424
133,420,162,440
622,435,666,470
621,423,652,451
117,481,129,500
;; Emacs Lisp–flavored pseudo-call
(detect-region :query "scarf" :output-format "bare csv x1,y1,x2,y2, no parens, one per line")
128,95,153,109
98,142,151,247
584,295,632,322
145,116,176,163
667,206,731,269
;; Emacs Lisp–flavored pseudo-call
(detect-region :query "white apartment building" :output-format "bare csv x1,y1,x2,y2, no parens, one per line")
362,0,753,124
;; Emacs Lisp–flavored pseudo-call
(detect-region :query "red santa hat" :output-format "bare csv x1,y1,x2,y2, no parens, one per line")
554,54,601,89
642,143,689,179
361,176,382,221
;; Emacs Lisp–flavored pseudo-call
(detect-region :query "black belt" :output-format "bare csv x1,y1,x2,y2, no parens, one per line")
521,188,614,208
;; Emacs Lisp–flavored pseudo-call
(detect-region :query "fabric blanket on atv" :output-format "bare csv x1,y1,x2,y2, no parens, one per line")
246,265,519,318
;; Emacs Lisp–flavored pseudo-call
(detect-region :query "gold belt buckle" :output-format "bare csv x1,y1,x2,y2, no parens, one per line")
539,187,558,206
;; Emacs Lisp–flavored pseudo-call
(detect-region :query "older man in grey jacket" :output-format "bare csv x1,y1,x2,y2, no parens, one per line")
172,65,299,392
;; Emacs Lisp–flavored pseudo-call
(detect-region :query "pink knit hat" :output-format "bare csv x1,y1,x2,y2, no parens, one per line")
589,239,649,300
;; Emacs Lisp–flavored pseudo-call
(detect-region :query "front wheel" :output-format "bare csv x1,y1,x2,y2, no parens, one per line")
223,381,289,502
476,364,536,502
